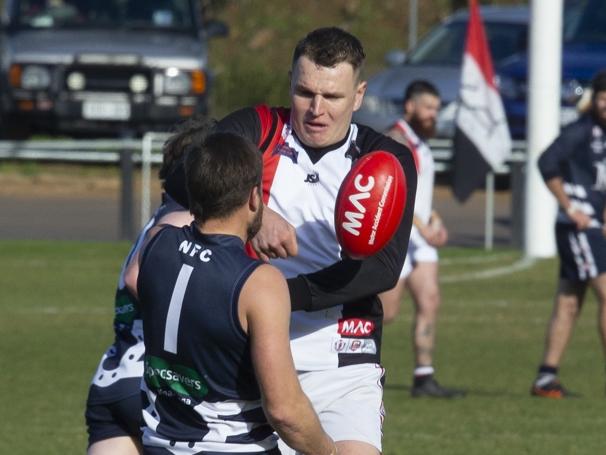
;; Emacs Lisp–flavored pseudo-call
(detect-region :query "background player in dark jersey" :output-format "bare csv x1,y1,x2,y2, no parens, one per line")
200,28,417,454
84,119,210,455
531,70,606,398
126,132,335,454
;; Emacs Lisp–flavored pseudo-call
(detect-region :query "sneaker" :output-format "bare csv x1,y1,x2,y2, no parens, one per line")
530,378,578,399
411,377,466,398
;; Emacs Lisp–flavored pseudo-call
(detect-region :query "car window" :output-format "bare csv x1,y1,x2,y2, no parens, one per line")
407,21,527,66
15,0,196,31
564,0,606,43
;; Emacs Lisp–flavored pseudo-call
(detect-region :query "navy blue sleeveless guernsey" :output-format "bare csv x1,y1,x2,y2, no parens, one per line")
137,224,278,454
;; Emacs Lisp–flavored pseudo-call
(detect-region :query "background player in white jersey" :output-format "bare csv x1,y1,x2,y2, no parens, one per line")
379,80,465,398
531,70,606,398
126,132,335,455
84,119,210,455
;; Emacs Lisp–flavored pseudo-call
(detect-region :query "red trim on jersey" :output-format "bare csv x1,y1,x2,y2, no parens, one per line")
247,105,290,258
394,120,420,172
254,104,289,204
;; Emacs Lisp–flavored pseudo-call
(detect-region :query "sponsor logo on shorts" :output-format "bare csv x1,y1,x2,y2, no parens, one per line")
337,318,375,337
331,337,377,354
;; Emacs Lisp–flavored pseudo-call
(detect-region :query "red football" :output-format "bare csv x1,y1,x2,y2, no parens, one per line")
335,151,407,259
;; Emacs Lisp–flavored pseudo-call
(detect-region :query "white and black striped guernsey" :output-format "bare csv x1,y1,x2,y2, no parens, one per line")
137,225,278,454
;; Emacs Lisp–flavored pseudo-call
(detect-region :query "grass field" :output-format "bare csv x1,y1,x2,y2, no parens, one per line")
2,241,605,454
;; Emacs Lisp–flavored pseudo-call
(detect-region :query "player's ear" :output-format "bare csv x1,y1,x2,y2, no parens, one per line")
353,80,367,112
249,185,261,212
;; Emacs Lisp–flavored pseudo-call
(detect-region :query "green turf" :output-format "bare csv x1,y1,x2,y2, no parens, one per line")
2,241,605,454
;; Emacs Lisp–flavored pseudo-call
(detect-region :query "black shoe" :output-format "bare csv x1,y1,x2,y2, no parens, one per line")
530,378,579,399
411,377,466,398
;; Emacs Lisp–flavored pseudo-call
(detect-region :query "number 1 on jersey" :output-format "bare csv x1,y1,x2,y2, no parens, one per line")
164,264,194,354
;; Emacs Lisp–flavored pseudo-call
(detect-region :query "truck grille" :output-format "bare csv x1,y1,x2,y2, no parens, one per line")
63,65,153,94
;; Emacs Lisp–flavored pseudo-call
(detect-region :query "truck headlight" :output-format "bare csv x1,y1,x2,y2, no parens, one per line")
163,68,206,95
66,71,86,91
129,74,148,93
164,68,191,95
10,64,51,89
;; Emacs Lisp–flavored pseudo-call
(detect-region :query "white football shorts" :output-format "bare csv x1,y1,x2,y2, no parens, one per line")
400,226,438,279
278,363,385,454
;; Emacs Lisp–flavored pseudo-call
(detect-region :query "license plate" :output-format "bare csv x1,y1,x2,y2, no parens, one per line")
82,100,131,120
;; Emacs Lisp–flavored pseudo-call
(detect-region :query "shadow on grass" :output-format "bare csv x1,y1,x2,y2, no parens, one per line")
384,383,526,399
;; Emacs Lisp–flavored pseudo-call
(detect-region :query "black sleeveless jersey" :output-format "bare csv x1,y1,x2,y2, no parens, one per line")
137,224,277,452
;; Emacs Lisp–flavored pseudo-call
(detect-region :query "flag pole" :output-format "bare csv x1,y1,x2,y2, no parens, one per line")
484,171,494,250
524,0,562,258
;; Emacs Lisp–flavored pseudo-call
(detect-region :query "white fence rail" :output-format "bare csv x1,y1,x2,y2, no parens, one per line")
0,134,527,247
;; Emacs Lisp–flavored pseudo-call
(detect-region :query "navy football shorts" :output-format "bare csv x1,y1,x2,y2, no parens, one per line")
85,393,142,447
556,223,606,283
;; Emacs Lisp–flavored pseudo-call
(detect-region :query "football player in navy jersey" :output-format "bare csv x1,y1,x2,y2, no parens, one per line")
532,70,606,398
126,132,335,455
84,118,212,455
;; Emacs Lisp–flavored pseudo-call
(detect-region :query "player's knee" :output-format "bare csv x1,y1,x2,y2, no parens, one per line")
556,294,581,318
381,296,401,324
417,289,441,315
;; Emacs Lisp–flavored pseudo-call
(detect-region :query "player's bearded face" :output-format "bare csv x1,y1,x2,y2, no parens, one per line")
290,55,366,148
407,94,440,139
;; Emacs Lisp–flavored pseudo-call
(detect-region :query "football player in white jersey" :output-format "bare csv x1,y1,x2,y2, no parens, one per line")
379,80,465,398
207,28,418,454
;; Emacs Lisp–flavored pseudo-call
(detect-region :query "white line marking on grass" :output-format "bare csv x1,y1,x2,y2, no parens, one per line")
441,256,536,283
441,253,518,266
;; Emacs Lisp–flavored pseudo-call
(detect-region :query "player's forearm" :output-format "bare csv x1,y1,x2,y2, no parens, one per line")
265,396,335,455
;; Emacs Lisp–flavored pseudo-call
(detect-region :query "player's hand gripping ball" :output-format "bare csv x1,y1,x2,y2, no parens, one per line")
335,151,407,259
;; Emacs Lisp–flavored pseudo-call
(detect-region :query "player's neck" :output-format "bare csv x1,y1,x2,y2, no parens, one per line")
196,214,248,243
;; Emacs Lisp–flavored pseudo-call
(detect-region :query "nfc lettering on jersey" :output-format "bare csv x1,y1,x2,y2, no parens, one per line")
342,174,375,236
178,240,213,262
338,318,376,337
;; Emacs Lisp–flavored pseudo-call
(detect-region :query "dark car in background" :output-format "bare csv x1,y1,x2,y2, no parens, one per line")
0,0,228,137
354,5,528,137
355,0,606,139
498,0,606,138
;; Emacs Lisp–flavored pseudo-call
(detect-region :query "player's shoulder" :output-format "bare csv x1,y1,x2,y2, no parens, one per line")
247,263,286,288
355,122,414,168
559,115,594,143
240,263,289,313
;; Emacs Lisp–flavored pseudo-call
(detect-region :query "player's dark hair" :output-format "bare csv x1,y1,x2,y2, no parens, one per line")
185,132,262,223
591,69,606,95
404,80,440,102
292,27,365,76
160,116,217,208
